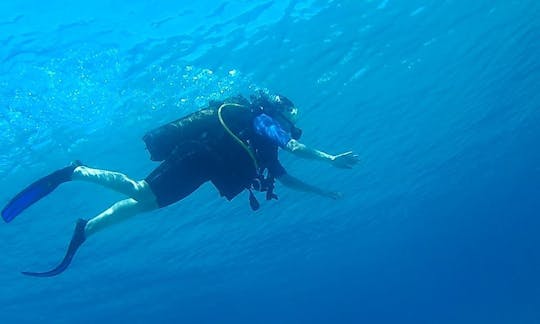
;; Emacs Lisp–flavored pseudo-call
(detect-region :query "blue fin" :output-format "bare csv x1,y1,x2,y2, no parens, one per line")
22,219,87,277
2,163,80,223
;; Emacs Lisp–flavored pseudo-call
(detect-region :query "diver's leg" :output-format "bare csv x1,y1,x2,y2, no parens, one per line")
84,198,158,237
2,162,158,223
21,150,213,277
21,198,158,277
72,166,156,203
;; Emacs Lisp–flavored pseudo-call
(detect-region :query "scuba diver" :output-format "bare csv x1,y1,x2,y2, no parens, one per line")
2,91,359,277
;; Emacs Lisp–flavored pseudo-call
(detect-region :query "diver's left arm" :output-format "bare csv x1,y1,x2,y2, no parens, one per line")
285,139,359,169
276,174,342,200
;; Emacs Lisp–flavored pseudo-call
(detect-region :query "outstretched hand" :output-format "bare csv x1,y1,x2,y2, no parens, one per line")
331,151,359,169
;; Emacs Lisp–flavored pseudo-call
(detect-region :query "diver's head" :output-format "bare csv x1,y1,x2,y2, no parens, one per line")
270,94,299,125
251,91,302,139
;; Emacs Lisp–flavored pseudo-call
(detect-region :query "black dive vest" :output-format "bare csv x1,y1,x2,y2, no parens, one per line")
143,96,275,205
143,96,252,160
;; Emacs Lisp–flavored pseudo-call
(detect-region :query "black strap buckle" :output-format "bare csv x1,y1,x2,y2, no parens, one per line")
248,172,278,211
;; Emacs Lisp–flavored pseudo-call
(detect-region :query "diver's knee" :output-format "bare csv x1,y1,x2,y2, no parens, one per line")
135,180,152,195
134,180,158,204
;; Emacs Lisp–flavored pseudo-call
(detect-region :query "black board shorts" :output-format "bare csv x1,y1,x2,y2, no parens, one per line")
145,143,216,208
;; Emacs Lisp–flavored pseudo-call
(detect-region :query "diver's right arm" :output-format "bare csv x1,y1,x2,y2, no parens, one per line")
253,114,359,168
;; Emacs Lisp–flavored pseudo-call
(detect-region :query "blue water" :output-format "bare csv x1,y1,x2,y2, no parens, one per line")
1,1,539,323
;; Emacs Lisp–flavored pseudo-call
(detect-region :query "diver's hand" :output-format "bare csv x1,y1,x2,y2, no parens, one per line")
331,151,359,169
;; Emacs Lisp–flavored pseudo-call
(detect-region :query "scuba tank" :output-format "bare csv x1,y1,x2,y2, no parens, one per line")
143,109,220,161
142,96,251,161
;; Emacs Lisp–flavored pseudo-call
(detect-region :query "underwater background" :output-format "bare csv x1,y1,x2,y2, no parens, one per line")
1,0,539,323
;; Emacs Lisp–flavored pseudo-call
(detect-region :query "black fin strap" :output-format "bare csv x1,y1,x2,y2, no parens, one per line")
249,189,260,211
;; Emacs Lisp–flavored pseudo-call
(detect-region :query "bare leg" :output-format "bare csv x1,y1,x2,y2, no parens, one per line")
72,166,159,237
85,198,157,237
19,165,163,277
72,166,155,203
